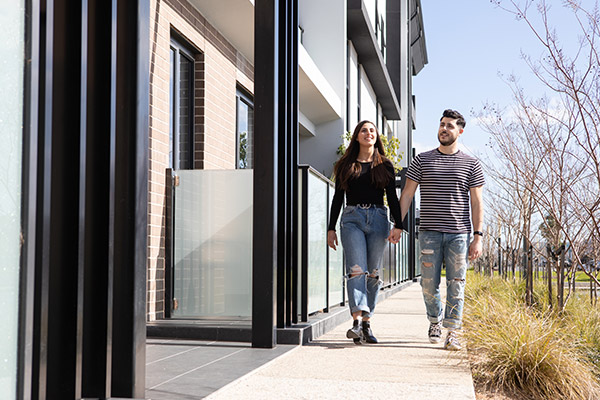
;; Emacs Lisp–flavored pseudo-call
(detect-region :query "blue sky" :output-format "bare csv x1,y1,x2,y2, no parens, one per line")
412,0,593,157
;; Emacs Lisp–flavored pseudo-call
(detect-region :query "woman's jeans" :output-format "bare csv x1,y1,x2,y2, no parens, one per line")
419,230,470,329
340,205,389,318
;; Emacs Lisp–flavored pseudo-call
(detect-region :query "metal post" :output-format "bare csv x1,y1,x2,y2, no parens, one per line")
23,0,148,398
253,0,299,348
110,0,149,396
80,0,114,397
253,0,278,348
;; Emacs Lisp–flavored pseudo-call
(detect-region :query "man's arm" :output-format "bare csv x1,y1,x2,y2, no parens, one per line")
400,178,419,221
469,185,484,260
388,178,418,243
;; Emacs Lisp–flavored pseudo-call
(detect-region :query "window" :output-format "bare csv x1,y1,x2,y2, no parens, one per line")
375,1,386,61
357,67,361,121
236,87,254,169
380,15,386,61
346,41,350,132
169,37,195,170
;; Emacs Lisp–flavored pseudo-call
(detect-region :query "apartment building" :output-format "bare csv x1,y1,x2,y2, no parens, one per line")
5,0,425,397
145,0,428,346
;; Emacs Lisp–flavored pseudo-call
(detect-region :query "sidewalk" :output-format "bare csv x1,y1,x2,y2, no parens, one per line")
206,282,476,400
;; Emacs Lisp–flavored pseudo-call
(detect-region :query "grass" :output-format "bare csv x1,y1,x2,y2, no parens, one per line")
464,272,600,400
574,271,600,282
482,269,596,282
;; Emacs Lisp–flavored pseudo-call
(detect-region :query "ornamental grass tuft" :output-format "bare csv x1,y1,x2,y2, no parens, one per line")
464,272,600,400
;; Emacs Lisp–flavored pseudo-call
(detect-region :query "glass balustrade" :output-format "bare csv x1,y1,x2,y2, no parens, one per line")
328,185,344,306
0,2,25,397
170,166,411,323
172,169,253,318
306,169,329,314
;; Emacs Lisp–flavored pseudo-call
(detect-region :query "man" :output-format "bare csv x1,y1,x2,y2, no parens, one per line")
399,109,484,350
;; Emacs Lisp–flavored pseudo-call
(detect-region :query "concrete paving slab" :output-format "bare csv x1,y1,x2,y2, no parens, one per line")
206,282,476,400
145,339,297,399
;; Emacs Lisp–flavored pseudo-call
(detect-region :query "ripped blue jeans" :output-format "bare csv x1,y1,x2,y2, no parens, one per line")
419,231,469,329
340,205,389,318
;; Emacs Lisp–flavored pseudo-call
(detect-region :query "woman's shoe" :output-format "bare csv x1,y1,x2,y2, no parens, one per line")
361,321,378,343
347,319,362,344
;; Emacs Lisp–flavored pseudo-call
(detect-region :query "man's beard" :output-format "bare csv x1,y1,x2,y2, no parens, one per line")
438,134,457,146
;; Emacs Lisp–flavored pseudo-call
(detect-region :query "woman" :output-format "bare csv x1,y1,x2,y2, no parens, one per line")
327,120,403,344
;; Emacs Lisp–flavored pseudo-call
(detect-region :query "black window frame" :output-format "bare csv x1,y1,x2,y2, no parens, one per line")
236,86,254,169
346,41,350,132
357,66,361,122
169,35,196,170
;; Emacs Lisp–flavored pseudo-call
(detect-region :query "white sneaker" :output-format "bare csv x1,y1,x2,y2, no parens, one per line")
444,330,461,351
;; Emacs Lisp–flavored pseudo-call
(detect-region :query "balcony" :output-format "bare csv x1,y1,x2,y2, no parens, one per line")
347,0,401,120
148,166,412,343
299,44,343,135
410,0,428,75
188,0,255,63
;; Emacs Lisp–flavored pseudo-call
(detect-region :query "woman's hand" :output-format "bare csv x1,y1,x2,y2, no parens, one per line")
387,227,402,244
327,230,338,250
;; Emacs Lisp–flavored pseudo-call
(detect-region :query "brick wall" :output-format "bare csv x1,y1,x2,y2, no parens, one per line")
147,0,253,320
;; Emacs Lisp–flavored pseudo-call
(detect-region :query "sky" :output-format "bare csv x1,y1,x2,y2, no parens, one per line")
412,0,594,158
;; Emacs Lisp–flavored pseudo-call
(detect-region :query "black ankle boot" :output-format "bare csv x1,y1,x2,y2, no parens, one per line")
346,319,362,344
362,321,378,343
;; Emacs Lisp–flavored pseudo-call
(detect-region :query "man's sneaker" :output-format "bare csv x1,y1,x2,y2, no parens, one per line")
428,322,442,343
444,330,462,351
346,320,362,343
361,321,378,344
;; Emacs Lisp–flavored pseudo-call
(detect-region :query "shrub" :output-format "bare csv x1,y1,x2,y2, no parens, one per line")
464,273,600,399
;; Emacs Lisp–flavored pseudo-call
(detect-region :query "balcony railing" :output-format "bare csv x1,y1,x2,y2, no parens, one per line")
298,165,344,318
169,166,412,322
171,169,253,318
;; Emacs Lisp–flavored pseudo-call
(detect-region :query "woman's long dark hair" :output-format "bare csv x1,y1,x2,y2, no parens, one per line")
333,120,393,190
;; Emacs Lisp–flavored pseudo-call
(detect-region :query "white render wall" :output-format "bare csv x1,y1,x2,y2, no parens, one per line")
299,0,346,100
347,42,359,130
363,0,387,48
364,0,377,30
298,0,347,177
298,0,412,177
299,118,346,178
359,65,378,124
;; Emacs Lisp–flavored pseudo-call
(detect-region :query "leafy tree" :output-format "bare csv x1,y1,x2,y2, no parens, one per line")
336,130,403,173
238,131,248,169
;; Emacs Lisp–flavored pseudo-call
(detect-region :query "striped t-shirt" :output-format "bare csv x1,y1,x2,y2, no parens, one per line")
406,149,485,233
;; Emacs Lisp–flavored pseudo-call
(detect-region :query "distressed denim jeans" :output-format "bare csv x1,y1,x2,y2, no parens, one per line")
340,205,389,318
419,230,470,329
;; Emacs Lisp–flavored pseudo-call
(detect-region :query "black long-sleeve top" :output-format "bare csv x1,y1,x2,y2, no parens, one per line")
328,161,403,231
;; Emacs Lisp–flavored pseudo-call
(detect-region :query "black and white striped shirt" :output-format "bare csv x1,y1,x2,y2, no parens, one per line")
406,149,485,234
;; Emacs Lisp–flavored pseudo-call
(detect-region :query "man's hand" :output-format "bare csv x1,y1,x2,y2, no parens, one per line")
469,236,483,260
387,227,402,244
327,230,338,250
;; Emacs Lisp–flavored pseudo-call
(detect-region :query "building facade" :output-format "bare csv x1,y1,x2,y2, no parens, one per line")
5,0,426,398
145,0,428,345
146,0,255,321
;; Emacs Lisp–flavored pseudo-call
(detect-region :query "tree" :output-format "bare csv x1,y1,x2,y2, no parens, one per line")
480,0,600,309
336,130,404,173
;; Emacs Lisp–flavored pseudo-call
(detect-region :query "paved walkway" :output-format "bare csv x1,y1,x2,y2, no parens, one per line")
206,283,476,400
146,340,296,399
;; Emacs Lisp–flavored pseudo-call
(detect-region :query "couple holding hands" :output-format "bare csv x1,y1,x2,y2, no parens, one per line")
327,109,485,350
